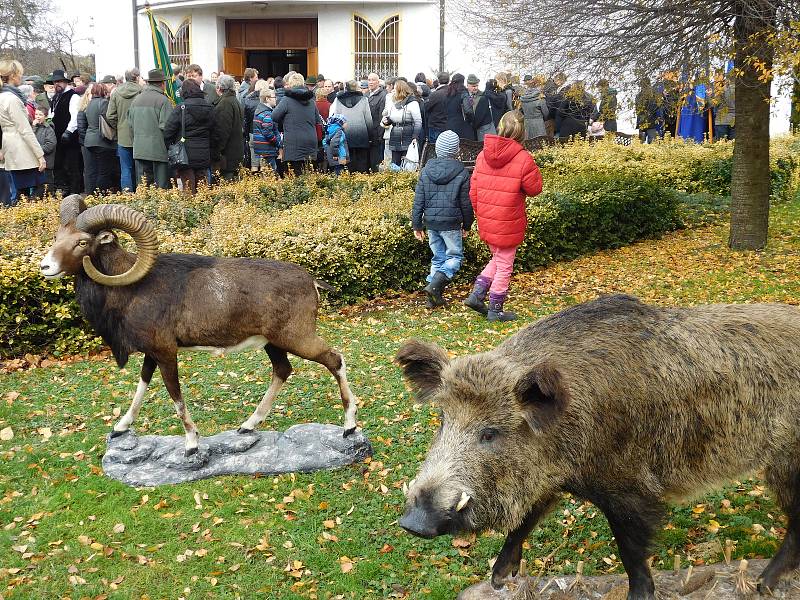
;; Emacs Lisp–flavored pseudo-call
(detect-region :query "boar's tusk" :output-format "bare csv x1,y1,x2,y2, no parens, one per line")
456,491,471,512
409,478,416,489
402,481,409,495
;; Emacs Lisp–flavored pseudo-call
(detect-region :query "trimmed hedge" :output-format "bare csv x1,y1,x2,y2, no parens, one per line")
1,136,798,358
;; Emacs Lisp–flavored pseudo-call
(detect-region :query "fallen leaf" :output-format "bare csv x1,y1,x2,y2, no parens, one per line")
0,427,13,441
113,523,125,534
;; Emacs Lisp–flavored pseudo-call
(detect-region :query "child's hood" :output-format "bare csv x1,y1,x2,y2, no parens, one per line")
424,158,466,185
481,134,526,169
326,122,344,135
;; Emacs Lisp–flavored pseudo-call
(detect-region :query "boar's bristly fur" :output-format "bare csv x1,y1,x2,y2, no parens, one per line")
397,294,800,599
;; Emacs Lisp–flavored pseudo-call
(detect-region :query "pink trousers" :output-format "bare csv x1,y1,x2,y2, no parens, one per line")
479,244,518,294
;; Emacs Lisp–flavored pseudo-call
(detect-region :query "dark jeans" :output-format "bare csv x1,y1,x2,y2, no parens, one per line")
391,150,407,166
176,167,208,194
285,160,311,176
34,170,54,198
427,128,442,144
85,147,117,194
348,147,370,173
640,128,659,144
0,169,15,207
55,138,83,194
714,124,735,140
135,159,170,189
118,145,136,191
81,146,95,193
257,156,278,175
369,140,384,172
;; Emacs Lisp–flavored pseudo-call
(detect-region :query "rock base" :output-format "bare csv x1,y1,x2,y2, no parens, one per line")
458,559,800,599
101,424,372,487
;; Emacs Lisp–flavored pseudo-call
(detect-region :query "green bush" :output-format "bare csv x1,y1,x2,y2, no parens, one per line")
1,137,798,358
0,253,103,357
518,174,681,267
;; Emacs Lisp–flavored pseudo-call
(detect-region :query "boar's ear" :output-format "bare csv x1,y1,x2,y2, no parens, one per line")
514,362,570,432
395,339,450,402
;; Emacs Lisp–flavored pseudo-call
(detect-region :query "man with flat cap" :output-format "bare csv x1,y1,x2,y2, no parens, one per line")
50,68,82,194
127,69,172,189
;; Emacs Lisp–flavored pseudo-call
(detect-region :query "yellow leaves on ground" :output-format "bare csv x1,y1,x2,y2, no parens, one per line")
338,556,354,573
0,426,13,440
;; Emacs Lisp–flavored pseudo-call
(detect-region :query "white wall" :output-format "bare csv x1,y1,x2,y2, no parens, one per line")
317,3,438,82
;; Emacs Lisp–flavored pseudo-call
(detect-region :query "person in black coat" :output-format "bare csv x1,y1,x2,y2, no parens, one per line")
164,79,215,194
473,79,508,140
444,73,475,141
271,74,322,175
543,73,566,137
425,72,451,143
555,81,595,139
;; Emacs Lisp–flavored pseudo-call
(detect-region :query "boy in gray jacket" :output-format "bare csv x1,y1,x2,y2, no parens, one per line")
32,106,57,197
411,130,473,308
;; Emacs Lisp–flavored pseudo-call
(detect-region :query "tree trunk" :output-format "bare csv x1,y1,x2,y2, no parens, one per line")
791,73,800,132
728,3,775,251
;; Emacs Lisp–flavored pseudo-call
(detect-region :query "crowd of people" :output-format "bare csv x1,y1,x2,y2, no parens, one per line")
0,58,736,205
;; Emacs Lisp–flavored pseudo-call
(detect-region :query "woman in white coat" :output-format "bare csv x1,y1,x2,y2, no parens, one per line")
0,60,45,205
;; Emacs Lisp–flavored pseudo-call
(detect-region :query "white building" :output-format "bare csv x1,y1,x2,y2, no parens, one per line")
92,1,792,134
93,0,480,83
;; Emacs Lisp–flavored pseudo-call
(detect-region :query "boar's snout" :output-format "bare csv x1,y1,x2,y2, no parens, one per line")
399,501,450,539
400,486,471,538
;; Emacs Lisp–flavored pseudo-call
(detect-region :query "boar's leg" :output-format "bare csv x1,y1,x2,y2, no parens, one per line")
491,497,557,590
593,492,664,600
758,465,800,592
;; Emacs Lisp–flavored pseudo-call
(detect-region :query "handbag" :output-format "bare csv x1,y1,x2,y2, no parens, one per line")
167,105,189,169
99,114,117,141
401,138,419,172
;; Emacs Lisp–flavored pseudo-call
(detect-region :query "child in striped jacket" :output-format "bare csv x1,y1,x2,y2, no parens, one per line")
252,87,282,175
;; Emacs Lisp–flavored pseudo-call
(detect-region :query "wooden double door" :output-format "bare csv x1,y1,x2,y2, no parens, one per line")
224,19,318,79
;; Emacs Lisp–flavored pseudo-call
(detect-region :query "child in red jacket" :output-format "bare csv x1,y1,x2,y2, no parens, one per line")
464,110,542,321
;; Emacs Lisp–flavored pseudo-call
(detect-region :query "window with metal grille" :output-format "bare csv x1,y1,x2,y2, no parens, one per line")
353,15,399,80
158,19,191,72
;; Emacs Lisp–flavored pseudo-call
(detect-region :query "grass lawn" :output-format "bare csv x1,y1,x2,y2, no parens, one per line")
1,197,798,599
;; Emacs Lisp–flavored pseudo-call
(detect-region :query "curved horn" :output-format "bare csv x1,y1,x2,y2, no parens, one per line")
59,194,88,225
75,204,159,286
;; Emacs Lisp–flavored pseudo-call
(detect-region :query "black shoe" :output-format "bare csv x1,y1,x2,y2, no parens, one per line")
464,291,488,315
487,298,517,321
423,272,449,307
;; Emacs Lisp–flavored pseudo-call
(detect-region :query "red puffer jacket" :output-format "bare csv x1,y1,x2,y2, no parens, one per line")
469,135,543,247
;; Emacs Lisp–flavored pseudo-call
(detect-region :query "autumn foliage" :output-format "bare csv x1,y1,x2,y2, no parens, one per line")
1,137,798,358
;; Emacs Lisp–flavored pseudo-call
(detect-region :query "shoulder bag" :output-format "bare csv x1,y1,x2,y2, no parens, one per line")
167,105,189,169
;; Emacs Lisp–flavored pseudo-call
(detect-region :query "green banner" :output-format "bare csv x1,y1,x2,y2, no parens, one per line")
146,8,178,105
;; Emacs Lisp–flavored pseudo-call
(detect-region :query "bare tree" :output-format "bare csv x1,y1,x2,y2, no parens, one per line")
0,0,52,51
0,3,94,78
455,0,800,250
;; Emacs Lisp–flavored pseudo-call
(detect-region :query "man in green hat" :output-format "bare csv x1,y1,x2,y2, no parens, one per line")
127,69,172,189
466,74,482,109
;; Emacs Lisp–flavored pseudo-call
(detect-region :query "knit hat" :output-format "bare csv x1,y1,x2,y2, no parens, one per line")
307,75,318,85
466,74,480,85
435,130,460,159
